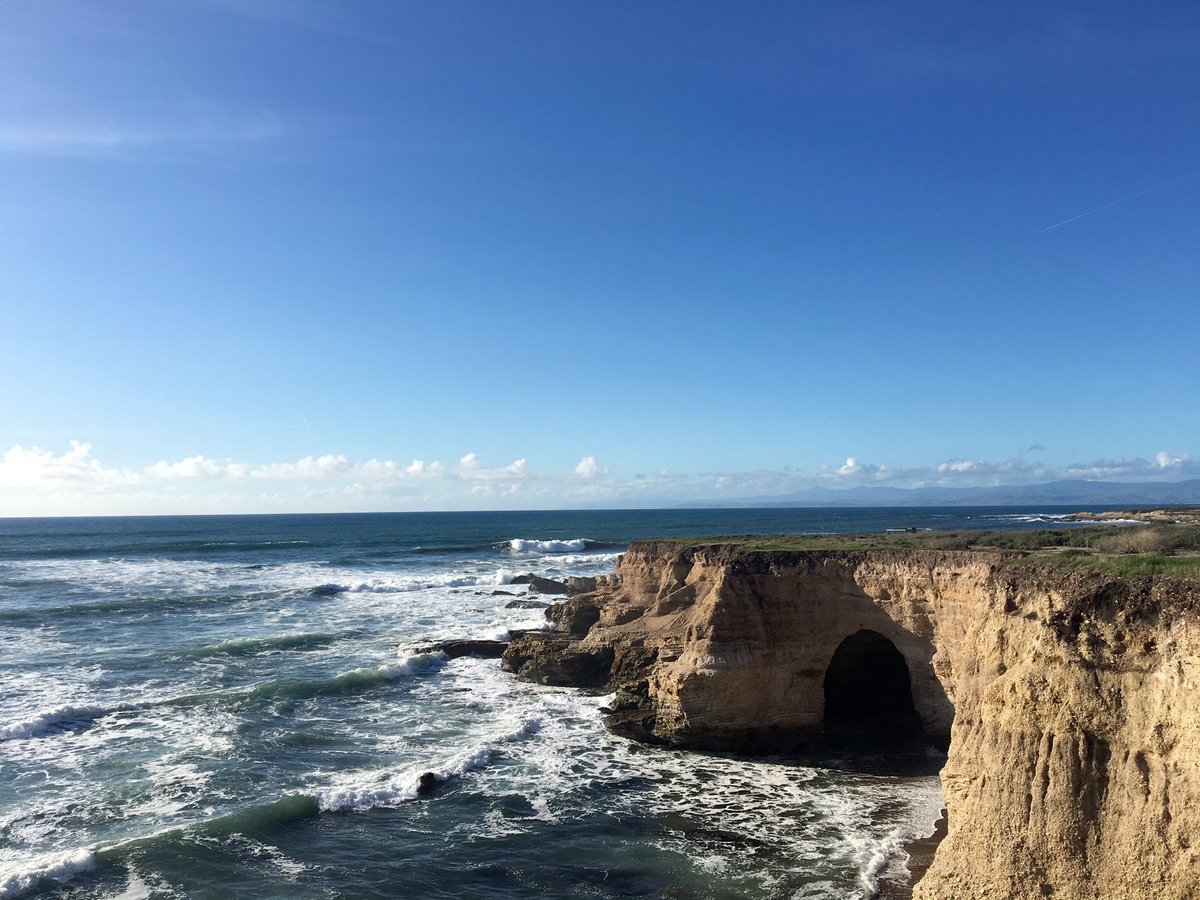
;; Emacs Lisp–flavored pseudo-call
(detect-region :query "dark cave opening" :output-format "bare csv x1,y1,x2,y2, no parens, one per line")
822,629,925,751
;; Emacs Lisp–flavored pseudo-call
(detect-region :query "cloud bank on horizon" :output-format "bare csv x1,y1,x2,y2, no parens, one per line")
1,441,1195,517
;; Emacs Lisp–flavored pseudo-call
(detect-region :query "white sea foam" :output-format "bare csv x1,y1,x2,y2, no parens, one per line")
509,538,587,553
0,847,96,900
985,513,1148,527
108,869,152,900
857,827,909,895
446,655,947,899
314,716,541,813
218,835,310,880
6,557,521,610
127,758,215,819
316,569,517,595
984,512,1074,522
539,551,621,568
480,618,551,642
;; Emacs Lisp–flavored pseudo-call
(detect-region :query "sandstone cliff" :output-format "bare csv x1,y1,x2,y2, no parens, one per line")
502,541,1200,900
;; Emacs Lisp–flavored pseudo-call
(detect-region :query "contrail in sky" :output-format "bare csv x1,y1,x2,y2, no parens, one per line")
1039,176,1186,233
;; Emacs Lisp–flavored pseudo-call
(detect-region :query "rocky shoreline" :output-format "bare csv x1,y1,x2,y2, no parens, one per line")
499,532,1200,899
1063,506,1200,526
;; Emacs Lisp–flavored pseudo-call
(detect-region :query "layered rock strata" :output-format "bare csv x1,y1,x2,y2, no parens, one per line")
501,541,1200,900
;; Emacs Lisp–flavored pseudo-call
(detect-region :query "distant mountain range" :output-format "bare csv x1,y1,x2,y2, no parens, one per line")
678,479,1200,509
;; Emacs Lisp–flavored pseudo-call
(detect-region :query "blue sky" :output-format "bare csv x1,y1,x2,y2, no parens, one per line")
2,1,1197,514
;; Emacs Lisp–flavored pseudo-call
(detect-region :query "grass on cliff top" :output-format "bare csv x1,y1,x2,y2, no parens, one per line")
1045,552,1200,577
650,525,1200,575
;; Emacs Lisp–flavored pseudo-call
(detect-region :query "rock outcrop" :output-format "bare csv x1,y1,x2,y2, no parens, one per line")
502,541,1200,900
417,639,510,658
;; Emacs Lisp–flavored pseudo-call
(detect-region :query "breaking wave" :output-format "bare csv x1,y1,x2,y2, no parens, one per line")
507,538,618,553
0,705,104,741
983,513,1148,527
315,716,543,812
509,538,586,553
182,631,342,659
0,847,97,900
309,569,517,596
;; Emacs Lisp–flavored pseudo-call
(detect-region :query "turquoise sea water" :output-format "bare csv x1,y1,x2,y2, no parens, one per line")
0,508,1101,899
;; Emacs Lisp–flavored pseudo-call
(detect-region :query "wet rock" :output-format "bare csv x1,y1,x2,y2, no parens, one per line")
526,576,570,595
505,628,542,640
501,634,614,688
546,595,602,637
417,639,508,658
505,598,550,609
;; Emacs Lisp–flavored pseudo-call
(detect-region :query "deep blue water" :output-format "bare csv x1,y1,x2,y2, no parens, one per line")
0,507,1109,899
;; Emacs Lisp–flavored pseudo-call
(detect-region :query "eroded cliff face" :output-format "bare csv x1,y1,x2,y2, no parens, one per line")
502,543,1200,900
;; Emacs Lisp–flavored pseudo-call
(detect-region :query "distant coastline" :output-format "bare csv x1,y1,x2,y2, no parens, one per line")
676,478,1200,509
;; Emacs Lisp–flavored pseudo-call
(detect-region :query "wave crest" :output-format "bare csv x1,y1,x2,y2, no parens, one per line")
183,632,340,659
247,652,448,702
0,847,96,899
508,538,587,553
0,705,103,741
310,569,516,596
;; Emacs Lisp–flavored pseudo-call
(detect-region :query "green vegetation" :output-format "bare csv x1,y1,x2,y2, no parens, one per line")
650,524,1200,576
1035,554,1200,577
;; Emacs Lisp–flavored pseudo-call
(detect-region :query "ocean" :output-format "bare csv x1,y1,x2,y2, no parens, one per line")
0,507,1099,899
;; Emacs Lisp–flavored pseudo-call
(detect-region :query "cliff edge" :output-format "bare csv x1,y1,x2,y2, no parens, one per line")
502,539,1200,899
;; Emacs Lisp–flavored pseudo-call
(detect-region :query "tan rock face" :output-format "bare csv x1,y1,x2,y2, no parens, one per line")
503,542,1200,899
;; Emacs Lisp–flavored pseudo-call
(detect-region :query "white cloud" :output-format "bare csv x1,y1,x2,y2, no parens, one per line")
455,453,528,482
1156,451,1193,469
830,457,893,482
1060,457,1152,479
148,454,230,479
4,440,1197,516
937,459,980,474
356,458,399,480
0,441,136,488
252,454,351,479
